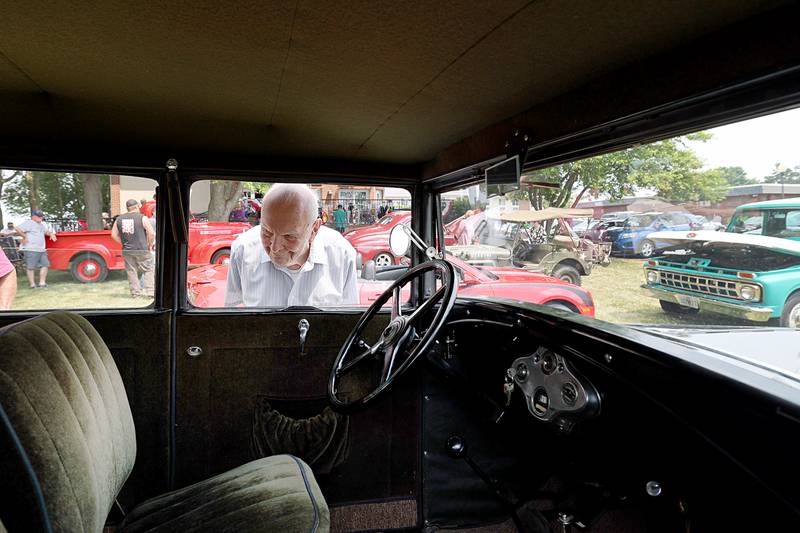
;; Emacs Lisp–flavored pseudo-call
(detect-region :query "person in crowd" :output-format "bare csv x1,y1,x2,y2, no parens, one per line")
530,220,547,244
333,204,348,233
15,210,57,289
224,184,358,307
140,193,157,218
111,199,155,298
229,200,249,222
1,222,17,238
377,203,386,218
0,248,16,309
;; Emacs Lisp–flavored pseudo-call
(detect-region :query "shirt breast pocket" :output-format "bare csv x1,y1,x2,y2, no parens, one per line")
309,276,343,306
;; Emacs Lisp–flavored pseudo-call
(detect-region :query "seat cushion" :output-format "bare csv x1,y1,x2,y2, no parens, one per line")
119,455,329,533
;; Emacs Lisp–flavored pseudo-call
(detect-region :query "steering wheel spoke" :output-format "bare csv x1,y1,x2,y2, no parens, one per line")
328,259,457,410
406,285,446,324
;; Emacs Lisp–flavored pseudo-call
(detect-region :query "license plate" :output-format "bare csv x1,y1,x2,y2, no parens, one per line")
676,294,700,309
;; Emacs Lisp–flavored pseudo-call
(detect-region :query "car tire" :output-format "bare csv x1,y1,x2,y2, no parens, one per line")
639,239,656,258
551,263,581,286
70,252,109,283
373,252,394,267
659,299,700,315
780,293,800,329
545,301,578,313
211,248,231,265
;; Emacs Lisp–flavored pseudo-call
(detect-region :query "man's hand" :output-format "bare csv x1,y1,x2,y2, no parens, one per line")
49,233,57,242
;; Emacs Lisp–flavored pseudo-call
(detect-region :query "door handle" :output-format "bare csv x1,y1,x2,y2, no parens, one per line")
298,319,310,355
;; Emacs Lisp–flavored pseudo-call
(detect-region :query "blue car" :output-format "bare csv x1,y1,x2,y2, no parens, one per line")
612,212,694,257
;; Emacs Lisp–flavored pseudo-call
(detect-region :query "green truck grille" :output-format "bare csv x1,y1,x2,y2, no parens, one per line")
659,271,741,299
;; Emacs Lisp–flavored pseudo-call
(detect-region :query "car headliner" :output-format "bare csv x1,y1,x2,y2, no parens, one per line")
1,1,798,179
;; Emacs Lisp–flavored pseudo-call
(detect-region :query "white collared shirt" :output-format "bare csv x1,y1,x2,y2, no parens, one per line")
224,225,359,308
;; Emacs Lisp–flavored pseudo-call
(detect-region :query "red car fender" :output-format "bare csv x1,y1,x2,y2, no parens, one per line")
47,232,122,271
479,283,595,317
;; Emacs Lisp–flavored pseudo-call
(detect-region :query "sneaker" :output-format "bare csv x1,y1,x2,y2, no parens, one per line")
38,284,48,289
29,285,37,289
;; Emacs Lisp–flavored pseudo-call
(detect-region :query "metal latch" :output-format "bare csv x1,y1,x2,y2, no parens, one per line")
298,319,310,355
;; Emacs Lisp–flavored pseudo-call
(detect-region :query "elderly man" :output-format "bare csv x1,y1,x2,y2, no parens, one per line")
225,184,359,307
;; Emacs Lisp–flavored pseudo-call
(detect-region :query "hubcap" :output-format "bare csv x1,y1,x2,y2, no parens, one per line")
789,303,800,329
642,242,653,256
83,263,97,276
375,254,392,267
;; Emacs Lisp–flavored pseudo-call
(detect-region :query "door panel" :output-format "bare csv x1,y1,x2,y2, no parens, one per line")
175,312,421,505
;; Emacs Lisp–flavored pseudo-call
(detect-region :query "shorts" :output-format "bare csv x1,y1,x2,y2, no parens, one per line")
24,250,50,270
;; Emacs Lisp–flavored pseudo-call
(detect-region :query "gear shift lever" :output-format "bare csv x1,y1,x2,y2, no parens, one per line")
445,435,527,532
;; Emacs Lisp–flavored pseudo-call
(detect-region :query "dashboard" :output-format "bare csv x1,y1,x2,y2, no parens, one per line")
506,347,600,432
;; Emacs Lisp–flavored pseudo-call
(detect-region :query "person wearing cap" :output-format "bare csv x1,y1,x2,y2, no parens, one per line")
112,199,156,298
15,210,57,289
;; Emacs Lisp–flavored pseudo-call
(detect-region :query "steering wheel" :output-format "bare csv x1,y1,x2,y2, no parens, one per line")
328,259,457,410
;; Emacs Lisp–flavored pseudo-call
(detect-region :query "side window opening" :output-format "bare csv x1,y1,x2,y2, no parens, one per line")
0,170,158,311
186,180,412,309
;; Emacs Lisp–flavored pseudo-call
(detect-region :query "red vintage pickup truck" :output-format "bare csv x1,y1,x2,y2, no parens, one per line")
46,221,250,282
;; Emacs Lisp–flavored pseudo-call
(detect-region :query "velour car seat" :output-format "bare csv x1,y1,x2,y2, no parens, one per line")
0,312,329,533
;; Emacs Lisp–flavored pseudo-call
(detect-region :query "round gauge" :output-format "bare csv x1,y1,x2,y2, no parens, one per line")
541,352,557,374
532,387,549,416
561,382,578,406
515,363,528,381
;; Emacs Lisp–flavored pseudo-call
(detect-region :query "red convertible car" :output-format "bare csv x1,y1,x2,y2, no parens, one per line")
345,209,482,267
186,254,596,316
344,211,412,266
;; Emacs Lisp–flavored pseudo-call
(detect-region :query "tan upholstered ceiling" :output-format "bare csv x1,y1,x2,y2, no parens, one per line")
0,1,790,167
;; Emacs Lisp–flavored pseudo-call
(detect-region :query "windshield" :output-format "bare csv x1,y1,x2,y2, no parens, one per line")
439,107,800,351
625,214,656,228
729,209,800,238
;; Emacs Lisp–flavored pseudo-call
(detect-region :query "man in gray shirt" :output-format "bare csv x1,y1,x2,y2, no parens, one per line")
15,210,57,289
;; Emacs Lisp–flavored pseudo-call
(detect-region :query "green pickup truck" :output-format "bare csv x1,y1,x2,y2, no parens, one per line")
642,198,800,328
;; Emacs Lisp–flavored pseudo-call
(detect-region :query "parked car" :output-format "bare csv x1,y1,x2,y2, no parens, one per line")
727,197,800,240
448,208,610,286
584,216,629,243
612,211,694,257
343,211,412,266
688,214,725,231
642,230,800,327
46,221,250,282
570,218,600,238
187,253,596,316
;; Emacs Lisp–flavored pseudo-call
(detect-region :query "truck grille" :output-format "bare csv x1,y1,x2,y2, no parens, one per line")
659,271,740,299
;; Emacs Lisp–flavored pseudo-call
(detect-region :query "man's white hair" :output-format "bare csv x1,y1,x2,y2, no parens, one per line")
262,184,318,225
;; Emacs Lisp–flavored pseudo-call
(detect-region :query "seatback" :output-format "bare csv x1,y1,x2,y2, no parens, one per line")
0,312,136,533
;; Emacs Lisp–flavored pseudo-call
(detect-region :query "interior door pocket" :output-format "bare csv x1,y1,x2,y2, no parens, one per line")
251,395,350,474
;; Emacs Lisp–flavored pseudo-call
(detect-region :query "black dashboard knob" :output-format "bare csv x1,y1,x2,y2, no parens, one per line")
446,435,468,458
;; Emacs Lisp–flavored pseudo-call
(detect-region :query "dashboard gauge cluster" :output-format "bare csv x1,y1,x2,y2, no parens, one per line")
507,347,600,430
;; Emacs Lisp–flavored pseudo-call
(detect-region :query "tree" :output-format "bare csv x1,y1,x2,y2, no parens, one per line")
513,132,726,208
2,171,111,223
207,180,243,221
82,174,105,230
0,169,22,227
716,166,754,186
763,163,800,185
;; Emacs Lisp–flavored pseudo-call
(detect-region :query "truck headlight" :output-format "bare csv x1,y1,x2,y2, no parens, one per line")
646,270,659,284
740,285,759,301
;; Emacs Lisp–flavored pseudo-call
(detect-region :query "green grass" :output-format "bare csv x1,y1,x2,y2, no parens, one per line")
11,269,153,310
582,258,752,326
7,259,755,326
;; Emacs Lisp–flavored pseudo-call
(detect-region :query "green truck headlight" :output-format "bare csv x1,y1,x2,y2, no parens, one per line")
646,270,659,284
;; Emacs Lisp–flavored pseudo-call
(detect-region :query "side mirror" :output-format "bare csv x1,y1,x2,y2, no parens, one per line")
389,225,411,257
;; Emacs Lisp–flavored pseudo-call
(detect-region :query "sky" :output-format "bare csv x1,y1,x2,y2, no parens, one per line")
689,106,800,180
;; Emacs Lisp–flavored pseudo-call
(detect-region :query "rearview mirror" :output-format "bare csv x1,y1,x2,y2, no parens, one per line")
389,225,411,257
